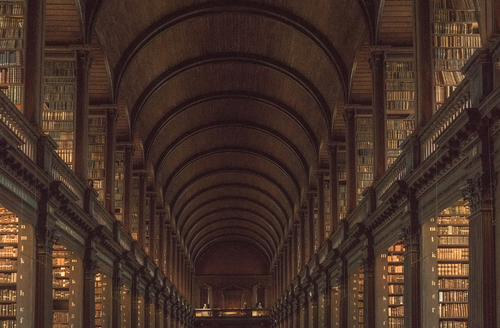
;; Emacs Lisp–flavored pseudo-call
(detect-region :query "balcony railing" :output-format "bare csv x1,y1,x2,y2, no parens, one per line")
195,309,270,317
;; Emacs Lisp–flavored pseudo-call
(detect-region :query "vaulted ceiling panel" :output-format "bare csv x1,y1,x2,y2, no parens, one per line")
92,0,372,272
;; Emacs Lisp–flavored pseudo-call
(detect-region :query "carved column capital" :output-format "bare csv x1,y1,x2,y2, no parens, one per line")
461,172,483,213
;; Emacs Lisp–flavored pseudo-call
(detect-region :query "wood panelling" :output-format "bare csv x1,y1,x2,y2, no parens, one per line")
377,0,413,45
45,0,82,44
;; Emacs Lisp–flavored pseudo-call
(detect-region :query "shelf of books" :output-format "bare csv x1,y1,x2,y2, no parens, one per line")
433,0,481,111
131,175,140,241
385,51,415,168
313,192,319,252
355,114,373,203
121,285,131,328
0,204,33,328
43,55,77,169
114,149,125,223
422,201,469,328
52,244,71,328
88,115,106,203
437,204,469,327
323,172,331,238
95,273,103,328
349,269,364,328
338,146,347,220
153,213,160,267
0,0,24,112
387,242,405,328
331,285,340,328
95,272,111,328
144,197,151,256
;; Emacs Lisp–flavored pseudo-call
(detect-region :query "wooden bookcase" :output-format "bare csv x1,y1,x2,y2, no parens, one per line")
385,51,415,168
114,149,125,223
387,242,405,328
121,285,131,328
433,0,481,111
355,113,373,203
88,114,106,203
323,172,331,238
337,146,347,221
349,269,364,328
0,204,33,328
95,273,103,328
437,204,469,327
144,196,151,256
52,244,71,328
42,53,77,169
131,175,140,241
0,0,24,112
313,192,319,252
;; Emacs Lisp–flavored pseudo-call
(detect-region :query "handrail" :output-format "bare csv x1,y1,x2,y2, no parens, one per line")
374,145,409,200
0,93,38,161
420,79,471,162
50,152,85,201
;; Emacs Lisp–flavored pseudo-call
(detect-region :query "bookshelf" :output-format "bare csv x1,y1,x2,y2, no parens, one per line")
313,193,319,252
144,197,150,256
433,0,481,111
0,0,24,111
387,242,405,328
131,176,139,241
338,147,347,220
121,285,131,328
355,114,373,203
43,55,77,168
349,270,364,328
114,150,125,222
0,207,18,328
52,244,71,328
323,172,331,238
88,115,106,203
385,52,415,168
95,273,103,328
437,204,469,327
0,204,33,328
153,213,160,267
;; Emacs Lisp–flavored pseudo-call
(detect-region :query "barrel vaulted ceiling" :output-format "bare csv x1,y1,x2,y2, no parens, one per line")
46,0,413,272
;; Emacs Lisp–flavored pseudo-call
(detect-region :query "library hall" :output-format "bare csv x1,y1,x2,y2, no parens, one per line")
0,0,499,327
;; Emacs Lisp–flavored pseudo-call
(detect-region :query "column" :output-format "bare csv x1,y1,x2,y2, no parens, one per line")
83,239,98,328
35,211,57,328
138,172,147,250
289,235,293,285
369,50,387,180
159,211,166,272
461,170,496,327
402,190,421,328
74,48,91,182
112,261,122,328
360,240,375,328
292,224,298,278
322,279,332,328
477,0,500,41
309,288,318,328
343,108,357,213
307,193,315,259
317,172,325,245
328,144,339,232
131,275,139,328
301,296,309,328
149,192,157,262
293,299,300,328
299,210,306,269
338,259,348,328
413,0,434,124
144,291,151,328
25,0,45,125
105,108,118,214
123,144,134,235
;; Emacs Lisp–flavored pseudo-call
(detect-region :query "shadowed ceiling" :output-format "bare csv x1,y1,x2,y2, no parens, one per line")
47,0,414,273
